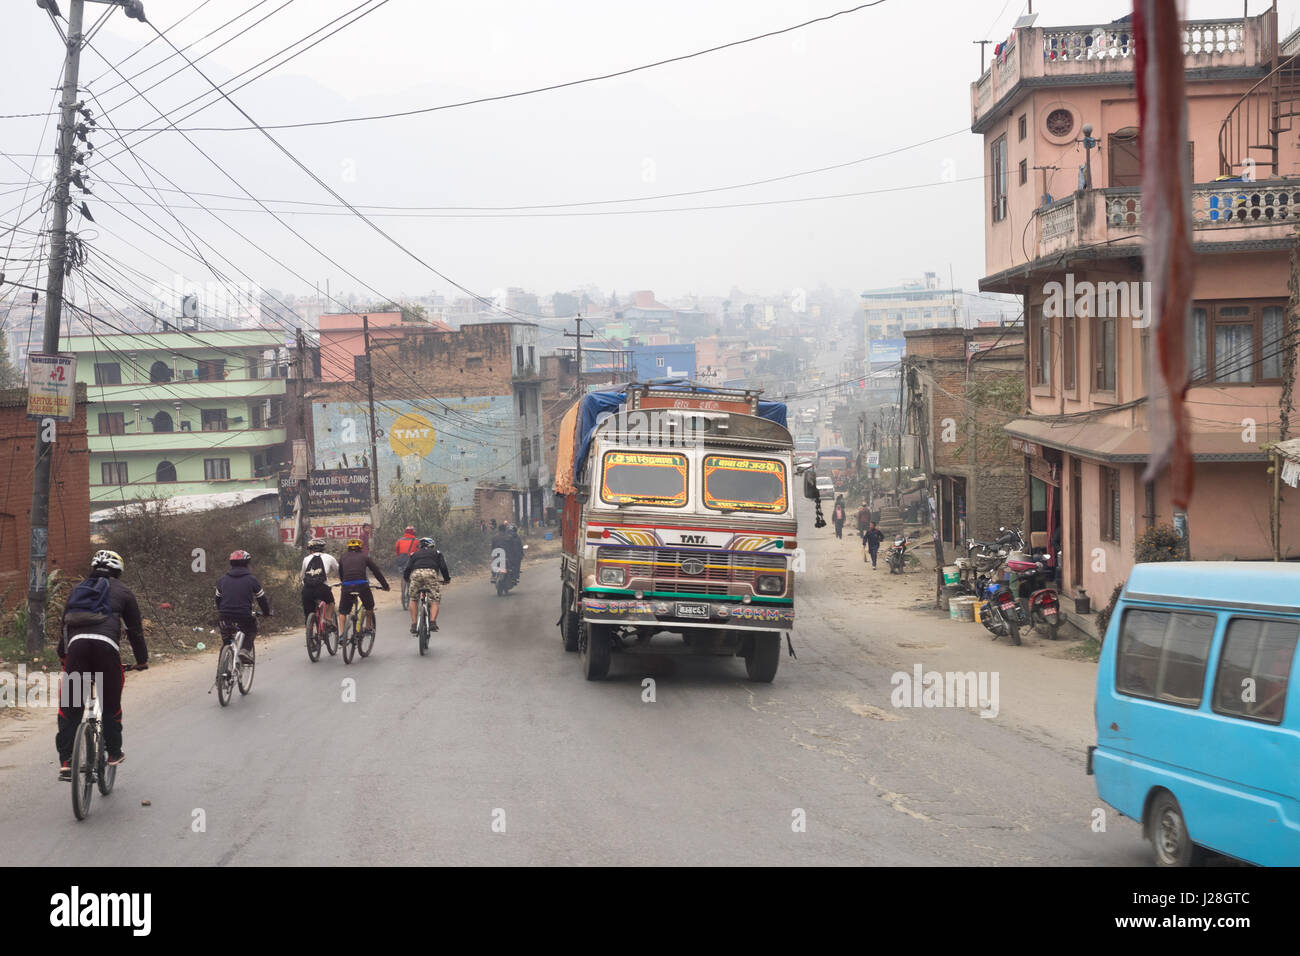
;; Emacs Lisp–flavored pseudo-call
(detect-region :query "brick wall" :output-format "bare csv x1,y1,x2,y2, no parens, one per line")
0,386,91,599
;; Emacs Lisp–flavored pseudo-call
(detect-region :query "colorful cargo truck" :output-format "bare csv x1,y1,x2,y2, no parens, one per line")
554,383,797,682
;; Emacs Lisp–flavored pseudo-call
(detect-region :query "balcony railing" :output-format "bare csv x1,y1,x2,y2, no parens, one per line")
973,16,1268,128
1042,20,1243,63
1104,181,1300,231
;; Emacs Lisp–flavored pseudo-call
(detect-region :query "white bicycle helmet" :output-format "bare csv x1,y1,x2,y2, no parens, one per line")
91,549,124,576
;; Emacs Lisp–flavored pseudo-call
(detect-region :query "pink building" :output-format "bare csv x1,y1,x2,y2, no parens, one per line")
318,311,453,382
973,9,1300,610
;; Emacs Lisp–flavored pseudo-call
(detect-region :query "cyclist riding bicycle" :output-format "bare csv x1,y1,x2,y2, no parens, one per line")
338,538,390,633
403,537,451,634
55,550,148,781
394,525,421,607
300,537,339,631
215,550,272,665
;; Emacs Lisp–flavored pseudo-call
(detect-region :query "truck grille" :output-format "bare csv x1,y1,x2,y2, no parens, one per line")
597,547,786,595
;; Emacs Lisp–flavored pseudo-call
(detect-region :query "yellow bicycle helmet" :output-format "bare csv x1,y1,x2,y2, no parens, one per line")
345,538,363,551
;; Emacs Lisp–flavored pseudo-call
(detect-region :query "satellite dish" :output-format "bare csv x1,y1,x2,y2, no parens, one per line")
181,294,199,318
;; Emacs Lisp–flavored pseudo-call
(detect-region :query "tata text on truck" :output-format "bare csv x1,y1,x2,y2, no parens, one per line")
554,383,796,682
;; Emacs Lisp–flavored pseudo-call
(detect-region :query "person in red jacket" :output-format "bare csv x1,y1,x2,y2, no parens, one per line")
395,526,420,607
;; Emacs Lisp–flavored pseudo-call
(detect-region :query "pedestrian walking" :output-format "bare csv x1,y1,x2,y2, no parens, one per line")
856,500,870,538
832,495,846,539
863,521,884,569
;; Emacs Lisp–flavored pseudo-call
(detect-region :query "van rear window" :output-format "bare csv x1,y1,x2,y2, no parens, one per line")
1212,618,1299,725
1116,608,1216,707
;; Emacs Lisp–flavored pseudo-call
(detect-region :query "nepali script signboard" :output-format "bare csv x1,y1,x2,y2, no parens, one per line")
26,353,78,422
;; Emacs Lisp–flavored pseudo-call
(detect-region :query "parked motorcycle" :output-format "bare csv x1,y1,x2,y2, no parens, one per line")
977,569,1027,645
887,535,908,574
1007,548,1061,640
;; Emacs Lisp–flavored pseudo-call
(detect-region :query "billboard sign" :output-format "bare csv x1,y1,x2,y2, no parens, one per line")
26,352,78,422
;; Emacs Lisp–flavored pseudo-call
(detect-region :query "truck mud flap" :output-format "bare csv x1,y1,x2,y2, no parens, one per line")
785,631,797,659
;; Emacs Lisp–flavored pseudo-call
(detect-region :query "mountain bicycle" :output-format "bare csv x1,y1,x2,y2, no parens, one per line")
214,617,257,706
71,664,140,821
338,588,378,664
305,584,339,662
414,586,436,656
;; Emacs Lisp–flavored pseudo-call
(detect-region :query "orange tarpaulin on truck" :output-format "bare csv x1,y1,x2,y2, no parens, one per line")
553,402,581,495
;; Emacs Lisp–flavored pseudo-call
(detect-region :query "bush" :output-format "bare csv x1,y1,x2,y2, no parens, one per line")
375,484,494,576
1135,524,1186,563
99,499,301,643
1094,582,1125,644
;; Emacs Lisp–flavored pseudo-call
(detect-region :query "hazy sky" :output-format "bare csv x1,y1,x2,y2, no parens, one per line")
3,0,1297,312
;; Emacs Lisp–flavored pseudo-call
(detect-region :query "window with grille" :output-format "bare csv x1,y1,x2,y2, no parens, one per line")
101,461,128,485
1100,466,1121,543
991,135,1008,222
1063,314,1076,390
204,458,231,480
201,408,228,431
1093,315,1116,392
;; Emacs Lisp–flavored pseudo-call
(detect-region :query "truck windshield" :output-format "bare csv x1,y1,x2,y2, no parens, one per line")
702,455,788,513
600,451,688,506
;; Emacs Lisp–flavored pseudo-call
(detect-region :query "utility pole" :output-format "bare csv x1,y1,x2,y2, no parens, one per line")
294,328,313,547
564,314,593,390
974,39,992,73
894,362,905,498
26,0,86,654
361,314,380,505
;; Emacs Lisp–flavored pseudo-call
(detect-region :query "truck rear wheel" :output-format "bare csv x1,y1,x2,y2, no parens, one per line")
560,587,579,653
745,632,781,683
581,621,611,681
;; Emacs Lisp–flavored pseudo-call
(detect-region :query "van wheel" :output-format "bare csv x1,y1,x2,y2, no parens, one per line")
560,587,579,652
581,621,611,681
1147,791,1207,867
745,632,781,683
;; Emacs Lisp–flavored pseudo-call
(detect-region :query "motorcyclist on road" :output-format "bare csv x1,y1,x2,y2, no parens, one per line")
55,550,148,780
215,550,273,665
492,523,525,585
403,537,451,634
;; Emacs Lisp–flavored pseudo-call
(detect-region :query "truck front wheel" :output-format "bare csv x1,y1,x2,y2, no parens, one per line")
581,620,611,681
745,632,781,683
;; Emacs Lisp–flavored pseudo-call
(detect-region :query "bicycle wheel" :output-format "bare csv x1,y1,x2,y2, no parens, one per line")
357,623,375,658
306,615,322,663
417,602,429,656
216,644,234,706
342,617,356,664
238,650,255,695
401,577,409,608
324,612,338,656
97,727,115,796
70,721,94,820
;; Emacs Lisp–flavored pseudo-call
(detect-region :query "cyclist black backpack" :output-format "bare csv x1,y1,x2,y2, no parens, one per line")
303,554,326,583
64,576,113,630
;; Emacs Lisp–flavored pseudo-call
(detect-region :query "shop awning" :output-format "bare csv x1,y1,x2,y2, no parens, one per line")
1004,418,1269,463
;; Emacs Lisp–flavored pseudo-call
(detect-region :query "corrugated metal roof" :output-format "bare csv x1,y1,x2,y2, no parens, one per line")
1005,417,1270,462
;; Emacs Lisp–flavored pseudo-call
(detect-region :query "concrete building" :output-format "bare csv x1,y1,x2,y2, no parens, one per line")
905,327,1027,551
630,343,696,381
318,311,454,383
311,321,545,523
0,385,90,596
973,9,1300,609
60,329,290,504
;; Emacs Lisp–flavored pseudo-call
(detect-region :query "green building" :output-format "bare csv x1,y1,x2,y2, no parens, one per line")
61,329,289,504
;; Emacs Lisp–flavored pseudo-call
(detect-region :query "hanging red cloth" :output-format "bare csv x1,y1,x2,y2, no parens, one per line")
1134,0,1195,509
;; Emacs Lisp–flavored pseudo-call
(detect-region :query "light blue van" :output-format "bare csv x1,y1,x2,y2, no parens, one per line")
1091,562,1300,866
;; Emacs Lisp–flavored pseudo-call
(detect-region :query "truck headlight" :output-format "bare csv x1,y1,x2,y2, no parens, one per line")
755,574,784,594
598,567,625,586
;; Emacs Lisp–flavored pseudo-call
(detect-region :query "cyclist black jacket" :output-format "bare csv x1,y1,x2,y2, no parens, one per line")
402,546,450,583
215,566,272,618
337,551,389,589
57,571,148,663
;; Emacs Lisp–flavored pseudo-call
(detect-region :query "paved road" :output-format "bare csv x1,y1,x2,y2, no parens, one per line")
0,507,1146,865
